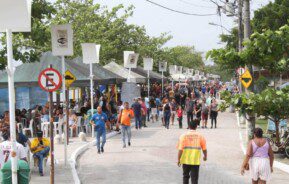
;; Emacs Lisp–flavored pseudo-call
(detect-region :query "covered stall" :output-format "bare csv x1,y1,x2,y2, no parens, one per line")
131,66,166,83
104,61,146,83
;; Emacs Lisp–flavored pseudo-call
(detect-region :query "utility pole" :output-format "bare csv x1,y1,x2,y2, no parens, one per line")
243,0,255,141
237,0,244,94
237,0,243,52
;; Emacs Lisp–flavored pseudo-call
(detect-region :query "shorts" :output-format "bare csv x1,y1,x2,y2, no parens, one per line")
151,108,157,115
109,113,117,121
202,113,208,121
159,111,163,118
250,157,271,181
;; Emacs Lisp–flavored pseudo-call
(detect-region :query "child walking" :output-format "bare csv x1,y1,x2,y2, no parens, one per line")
176,106,183,129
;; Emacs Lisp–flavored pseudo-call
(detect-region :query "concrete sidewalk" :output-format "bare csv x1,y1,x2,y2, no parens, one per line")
77,112,289,184
30,136,95,184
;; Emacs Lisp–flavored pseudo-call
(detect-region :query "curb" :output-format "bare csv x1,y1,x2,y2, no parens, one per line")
69,131,119,184
235,114,289,174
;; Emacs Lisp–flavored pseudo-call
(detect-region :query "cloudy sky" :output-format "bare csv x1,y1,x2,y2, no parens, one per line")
98,0,270,53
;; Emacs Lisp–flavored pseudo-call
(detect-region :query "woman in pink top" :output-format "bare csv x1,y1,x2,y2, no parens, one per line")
241,128,274,184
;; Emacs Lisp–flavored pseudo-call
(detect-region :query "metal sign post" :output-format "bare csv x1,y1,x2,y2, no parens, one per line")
38,66,62,184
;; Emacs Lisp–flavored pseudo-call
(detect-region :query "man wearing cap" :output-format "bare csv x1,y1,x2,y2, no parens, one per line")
0,131,27,169
30,131,50,176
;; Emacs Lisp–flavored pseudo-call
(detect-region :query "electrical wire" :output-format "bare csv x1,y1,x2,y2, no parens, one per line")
178,0,216,9
145,0,217,16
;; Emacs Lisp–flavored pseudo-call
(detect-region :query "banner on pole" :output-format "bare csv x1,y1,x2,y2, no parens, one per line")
159,61,167,72
51,24,73,56
0,0,32,32
81,43,100,64
143,58,153,71
176,66,183,74
169,65,177,75
124,51,138,68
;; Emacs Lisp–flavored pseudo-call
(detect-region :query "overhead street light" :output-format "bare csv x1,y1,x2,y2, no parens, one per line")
208,22,231,33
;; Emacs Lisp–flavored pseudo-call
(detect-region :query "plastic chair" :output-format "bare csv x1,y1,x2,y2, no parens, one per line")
57,118,64,135
17,123,23,133
77,116,83,133
23,119,34,138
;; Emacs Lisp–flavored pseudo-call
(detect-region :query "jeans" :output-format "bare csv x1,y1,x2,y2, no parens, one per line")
33,146,50,173
135,115,142,129
95,130,106,150
178,116,183,128
147,108,151,122
183,164,200,184
187,112,193,128
122,125,131,145
164,111,171,129
211,111,218,128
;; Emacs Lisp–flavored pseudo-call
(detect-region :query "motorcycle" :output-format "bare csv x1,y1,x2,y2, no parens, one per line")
268,129,289,158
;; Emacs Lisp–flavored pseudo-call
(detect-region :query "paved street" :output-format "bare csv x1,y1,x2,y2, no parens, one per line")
78,112,287,184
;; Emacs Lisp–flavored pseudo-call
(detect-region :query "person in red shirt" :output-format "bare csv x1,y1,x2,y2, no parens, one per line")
177,105,183,129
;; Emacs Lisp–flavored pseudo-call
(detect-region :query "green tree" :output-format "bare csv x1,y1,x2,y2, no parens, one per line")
252,0,289,32
163,46,204,70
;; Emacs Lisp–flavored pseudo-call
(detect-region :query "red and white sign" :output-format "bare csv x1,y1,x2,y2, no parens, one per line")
38,68,62,92
237,67,245,75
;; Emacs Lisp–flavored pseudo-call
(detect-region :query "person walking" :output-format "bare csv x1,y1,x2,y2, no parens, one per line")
118,102,134,148
177,120,207,184
132,98,142,129
90,106,109,154
194,100,202,127
241,128,274,184
150,97,157,123
185,97,194,129
209,98,218,129
163,99,171,129
201,98,209,129
176,105,183,129
170,99,177,125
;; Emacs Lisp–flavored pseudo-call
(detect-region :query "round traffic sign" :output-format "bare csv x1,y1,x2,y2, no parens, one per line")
38,68,62,92
236,67,245,75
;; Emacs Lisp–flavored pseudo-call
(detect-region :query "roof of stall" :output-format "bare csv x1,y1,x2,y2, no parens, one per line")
103,61,146,83
0,52,125,88
131,66,167,82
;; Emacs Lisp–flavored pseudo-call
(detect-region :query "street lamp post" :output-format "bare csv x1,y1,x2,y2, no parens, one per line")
81,43,101,137
0,1,31,183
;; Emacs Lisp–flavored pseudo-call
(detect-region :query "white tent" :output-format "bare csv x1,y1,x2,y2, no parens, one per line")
104,61,146,83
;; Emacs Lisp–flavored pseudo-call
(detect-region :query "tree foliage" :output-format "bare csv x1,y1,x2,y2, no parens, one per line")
0,0,204,71
252,0,289,32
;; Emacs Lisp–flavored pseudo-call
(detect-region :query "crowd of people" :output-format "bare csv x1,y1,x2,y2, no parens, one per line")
0,80,223,177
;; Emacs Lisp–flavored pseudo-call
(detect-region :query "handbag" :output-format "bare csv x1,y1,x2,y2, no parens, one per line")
244,140,262,170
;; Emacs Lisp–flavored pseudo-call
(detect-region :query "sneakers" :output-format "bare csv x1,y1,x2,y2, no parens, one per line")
101,147,104,153
128,142,131,146
98,149,101,154
123,144,126,148
39,172,44,176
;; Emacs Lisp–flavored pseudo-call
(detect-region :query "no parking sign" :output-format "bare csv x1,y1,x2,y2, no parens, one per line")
38,67,62,92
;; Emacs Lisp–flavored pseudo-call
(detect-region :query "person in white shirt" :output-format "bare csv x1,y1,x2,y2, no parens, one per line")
0,132,27,169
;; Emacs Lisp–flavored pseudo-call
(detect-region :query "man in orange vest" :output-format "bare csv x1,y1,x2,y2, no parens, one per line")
177,119,207,184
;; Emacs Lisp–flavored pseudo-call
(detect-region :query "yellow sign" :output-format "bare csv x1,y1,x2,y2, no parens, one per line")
65,70,76,87
240,69,252,89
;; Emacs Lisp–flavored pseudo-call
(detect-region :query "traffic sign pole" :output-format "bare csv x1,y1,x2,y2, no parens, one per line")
49,88,55,184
